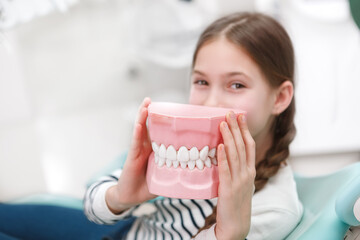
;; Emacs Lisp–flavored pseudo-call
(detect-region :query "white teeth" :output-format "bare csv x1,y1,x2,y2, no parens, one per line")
159,144,167,159
152,142,159,154
196,159,204,170
189,147,199,161
166,159,172,168
188,160,196,170
205,157,212,168
209,148,216,158
177,146,189,162
180,161,187,169
166,145,177,161
152,143,218,169
158,157,165,167
173,160,179,168
200,146,209,161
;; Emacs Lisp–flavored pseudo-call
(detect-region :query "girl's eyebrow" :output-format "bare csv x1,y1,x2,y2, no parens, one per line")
193,70,252,81
226,71,251,80
193,70,207,76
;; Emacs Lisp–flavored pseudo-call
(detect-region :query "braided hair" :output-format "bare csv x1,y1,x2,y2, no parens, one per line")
191,12,296,236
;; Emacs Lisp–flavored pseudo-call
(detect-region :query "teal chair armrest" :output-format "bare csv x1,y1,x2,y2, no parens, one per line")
336,175,360,226
286,162,360,240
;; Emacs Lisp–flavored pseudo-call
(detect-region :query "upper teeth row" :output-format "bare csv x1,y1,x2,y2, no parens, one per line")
152,142,217,170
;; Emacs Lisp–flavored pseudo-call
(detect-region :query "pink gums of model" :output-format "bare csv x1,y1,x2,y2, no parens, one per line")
146,102,245,199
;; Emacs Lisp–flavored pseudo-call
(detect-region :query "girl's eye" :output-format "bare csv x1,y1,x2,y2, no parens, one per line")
194,80,209,86
230,83,245,89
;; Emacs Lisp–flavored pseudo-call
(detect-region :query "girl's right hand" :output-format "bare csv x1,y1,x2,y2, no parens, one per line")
106,97,157,214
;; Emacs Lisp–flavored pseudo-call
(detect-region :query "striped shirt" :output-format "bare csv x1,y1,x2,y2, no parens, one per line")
84,164,303,240
84,169,217,239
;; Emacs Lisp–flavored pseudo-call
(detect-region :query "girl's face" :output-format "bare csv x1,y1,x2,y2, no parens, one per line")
189,37,278,140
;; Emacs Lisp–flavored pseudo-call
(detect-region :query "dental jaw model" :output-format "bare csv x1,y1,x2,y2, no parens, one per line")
146,102,244,199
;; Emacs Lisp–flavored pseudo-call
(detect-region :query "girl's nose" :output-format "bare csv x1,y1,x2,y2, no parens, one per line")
204,90,225,108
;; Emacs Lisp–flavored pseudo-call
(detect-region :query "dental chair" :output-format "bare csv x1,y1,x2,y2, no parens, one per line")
285,162,360,239
8,152,360,239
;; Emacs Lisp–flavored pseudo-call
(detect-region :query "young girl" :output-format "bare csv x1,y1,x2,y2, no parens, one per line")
84,12,303,240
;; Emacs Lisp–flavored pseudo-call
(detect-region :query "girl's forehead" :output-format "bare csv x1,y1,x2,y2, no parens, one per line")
194,39,260,72
193,39,268,85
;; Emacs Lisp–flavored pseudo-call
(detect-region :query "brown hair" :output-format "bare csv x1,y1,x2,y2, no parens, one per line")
192,12,296,236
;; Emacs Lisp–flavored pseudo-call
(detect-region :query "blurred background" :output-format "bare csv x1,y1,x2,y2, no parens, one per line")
0,0,359,201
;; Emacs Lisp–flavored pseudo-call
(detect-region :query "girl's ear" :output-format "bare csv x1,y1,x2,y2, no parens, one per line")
272,81,294,115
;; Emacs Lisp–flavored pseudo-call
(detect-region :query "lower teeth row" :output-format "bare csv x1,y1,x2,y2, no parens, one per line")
154,154,217,170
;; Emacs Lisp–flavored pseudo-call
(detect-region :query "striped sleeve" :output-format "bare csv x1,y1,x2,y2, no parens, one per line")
83,168,139,224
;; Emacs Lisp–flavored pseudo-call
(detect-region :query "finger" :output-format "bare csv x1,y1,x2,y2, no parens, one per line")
226,111,247,171
139,108,149,136
217,144,232,185
136,98,152,136
238,114,256,169
130,98,151,153
220,121,238,179
135,97,151,124
129,123,143,159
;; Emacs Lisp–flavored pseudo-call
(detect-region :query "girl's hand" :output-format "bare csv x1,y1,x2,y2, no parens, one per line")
215,111,256,240
106,97,157,214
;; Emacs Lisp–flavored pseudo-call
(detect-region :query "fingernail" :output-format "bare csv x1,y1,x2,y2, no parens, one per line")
229,111,236,120
241,114,246,123
222,121,228,129
218,144,224,152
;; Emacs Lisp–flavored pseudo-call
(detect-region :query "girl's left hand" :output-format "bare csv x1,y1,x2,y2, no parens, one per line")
215,111,256,240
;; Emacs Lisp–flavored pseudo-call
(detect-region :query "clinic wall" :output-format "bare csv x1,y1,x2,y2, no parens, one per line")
0,0,190,201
